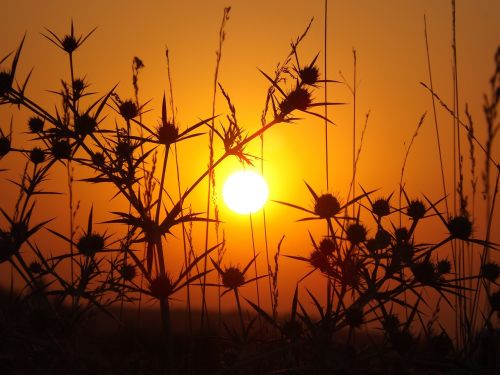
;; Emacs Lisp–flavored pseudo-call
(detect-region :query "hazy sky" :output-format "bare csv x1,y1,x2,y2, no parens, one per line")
1,1,499,317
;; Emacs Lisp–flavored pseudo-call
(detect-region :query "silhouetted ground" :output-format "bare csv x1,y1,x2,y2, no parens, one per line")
1,289,499,374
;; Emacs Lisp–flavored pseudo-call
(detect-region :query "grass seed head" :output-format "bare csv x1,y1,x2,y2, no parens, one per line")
314,193,341,218
222,266,245,289
77,233,104,257
29,147,45,164
28,117,44,133
448,215,472,240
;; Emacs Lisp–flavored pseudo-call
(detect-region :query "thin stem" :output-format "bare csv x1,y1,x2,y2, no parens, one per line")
201,7,230,329
249,213,261,315
324,0,329,191
234,288,245,335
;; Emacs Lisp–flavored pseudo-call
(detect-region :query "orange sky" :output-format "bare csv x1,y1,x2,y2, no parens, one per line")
1,0,499,327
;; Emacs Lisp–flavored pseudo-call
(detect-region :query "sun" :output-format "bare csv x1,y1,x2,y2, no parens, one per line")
222,170,269,214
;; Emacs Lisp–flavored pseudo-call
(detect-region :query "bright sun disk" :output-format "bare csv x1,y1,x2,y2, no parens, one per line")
222,171,269,214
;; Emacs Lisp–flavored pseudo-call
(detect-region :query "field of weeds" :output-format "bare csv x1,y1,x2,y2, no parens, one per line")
0,2,499,374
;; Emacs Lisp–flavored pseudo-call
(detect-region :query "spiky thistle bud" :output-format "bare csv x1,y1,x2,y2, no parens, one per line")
314,194,341,218
28,117,44,133
222,267,245,289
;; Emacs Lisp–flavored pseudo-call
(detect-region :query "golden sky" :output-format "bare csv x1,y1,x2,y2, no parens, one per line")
1,0,499,322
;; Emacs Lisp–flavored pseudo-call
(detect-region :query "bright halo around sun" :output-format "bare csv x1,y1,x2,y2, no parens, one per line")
222,171,269,214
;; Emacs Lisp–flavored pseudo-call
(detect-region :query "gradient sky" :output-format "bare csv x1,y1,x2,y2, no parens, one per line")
1,1,499,321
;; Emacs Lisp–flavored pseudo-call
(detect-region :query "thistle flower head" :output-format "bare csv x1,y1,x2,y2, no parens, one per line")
29,147,45,164
74,113,97,136
394,227,410,243
372,198,390,217
318,238,335,255
29,261,43,274
51,139,71,159
77,232,104,257
365,238,379,253
309,249,330,273
0,71,13,96
115,140,134,160
437,259,451,275
411,261,436,284
448,215,472,240
222,266,245,289
28,117,44,133
72,78,87,99
490,291,500,312
91,151,105,167
149,274,173,300
394,242,414,264
299,65,320,86
314,193,341,218
407,199,426,220
345,306,364,328
481,262,500,282
382,314,400,333
11,222,28,244
62,34,78,53
346,223,367,245
119,100,138,121
0,135,11,157
120,264,136,281
279,87,312,115
375,229,391,249
157,122,179,145
0,229,16,261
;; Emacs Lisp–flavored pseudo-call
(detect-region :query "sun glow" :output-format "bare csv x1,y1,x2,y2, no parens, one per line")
222,171,269,214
